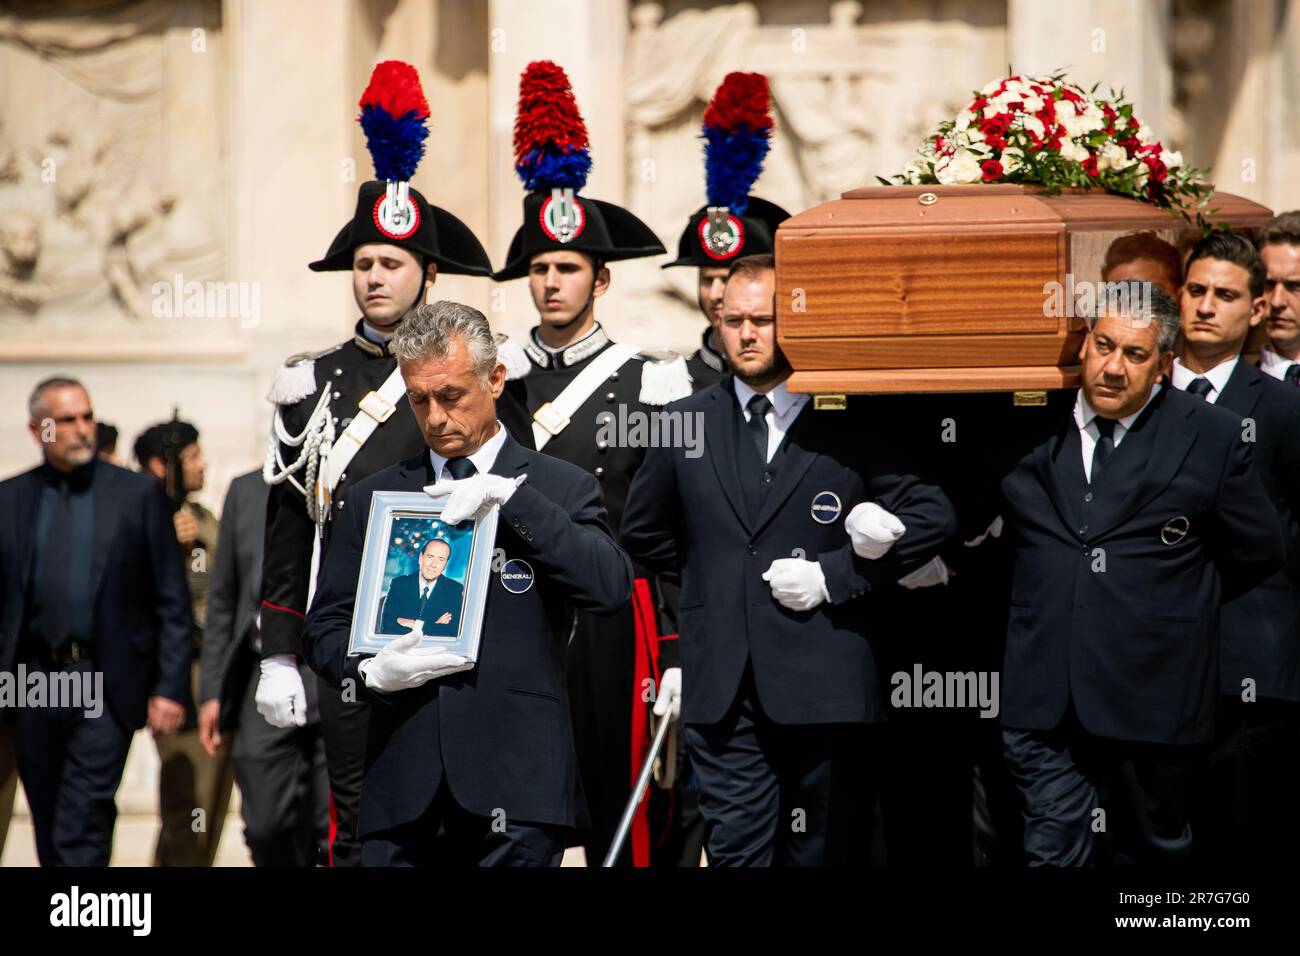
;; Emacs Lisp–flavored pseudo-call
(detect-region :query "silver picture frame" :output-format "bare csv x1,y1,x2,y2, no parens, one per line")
346,490,499,662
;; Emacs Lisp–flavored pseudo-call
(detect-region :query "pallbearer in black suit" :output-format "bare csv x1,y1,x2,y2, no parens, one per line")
1170,233,1300,862
302,302,633,866
0,378,193,865
622,255,958,866
661,72,791,393
254,62,524,866
378,539,465,637
494,62,692,866
998,285,1285,866
1257,212,1300,382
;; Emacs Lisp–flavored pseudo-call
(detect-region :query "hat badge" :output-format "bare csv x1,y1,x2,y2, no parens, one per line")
373,180,420,240
540,186,585,244
699,205,744,260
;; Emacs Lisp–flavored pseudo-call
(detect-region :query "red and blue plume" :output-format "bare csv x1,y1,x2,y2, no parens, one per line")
702,72,774,214
358,61,430,182
513,60,592,193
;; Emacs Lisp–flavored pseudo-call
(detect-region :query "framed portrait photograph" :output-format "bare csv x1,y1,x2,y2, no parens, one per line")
346,491,499,661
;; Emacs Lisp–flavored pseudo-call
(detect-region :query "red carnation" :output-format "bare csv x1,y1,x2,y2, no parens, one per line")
934,134,946,151
981,159,1004,181
980,112,1014,138
1081,155,1099,178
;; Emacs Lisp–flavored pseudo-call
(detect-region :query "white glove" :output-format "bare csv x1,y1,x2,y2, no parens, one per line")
897,555,952,589
762,557,830,611
256,654,308,729
653,667,682,721
358,630,474,693
845,502,906,560
424,473,524,524
963,515,1004,548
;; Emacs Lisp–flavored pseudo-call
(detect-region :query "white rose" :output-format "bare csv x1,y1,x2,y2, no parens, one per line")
936,148,983,185
1059,139,1090,163
1098,141,1127,172
1022,114,1046,139
955,110,973,132
1022,94,1044,114
1160,149,1183,169
1136,123,1156,145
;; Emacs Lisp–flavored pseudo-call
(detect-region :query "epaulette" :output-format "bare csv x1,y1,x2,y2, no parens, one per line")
496,334,531,382
266,343,344,406
636,351,693,406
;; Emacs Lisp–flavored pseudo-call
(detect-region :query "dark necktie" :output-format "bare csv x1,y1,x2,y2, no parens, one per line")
1186,376,1213,400
444,456,477,480
39,477,73,648
746,394,772,465
1286,365,1300,386
1090,417,1117,485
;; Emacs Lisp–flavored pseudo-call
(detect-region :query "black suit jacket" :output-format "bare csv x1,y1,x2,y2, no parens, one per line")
1202,360,1300,702
302,432,633,834
620,379,959,726
200,469,268,730
999,386,1285,745
378,572,465,636
0,460,193,728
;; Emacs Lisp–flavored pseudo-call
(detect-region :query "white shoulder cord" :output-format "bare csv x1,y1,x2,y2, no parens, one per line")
262,388,334,522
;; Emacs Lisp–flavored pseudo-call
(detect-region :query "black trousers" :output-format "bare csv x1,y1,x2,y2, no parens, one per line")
361,780,569,867
15,658,133,866
684,668,875,866
233,666,329,866
316,674,369,867
1002,715,1203,866
1191,696,1300,864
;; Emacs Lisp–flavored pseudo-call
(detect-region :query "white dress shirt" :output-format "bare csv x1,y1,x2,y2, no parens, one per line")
733,378,810,463
1073,384,1162,483
1170,355,1239,404
1258,346,1299,383
428,421,508,482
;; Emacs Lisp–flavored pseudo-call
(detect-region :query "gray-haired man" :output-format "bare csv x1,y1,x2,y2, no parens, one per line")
994,285,1284,865
301,301,633,866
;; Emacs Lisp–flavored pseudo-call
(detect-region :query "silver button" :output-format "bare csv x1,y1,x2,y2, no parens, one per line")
594,466,605,477
337,499,345,509
596,439,608,450
332,390,341,400
609,371,619,381
333,368,343,377
605,392,616,402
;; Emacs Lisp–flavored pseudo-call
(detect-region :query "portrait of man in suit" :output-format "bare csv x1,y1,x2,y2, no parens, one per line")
378,536,465,637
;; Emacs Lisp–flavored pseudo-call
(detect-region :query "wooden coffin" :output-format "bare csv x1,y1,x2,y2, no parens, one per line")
775,184,1274,395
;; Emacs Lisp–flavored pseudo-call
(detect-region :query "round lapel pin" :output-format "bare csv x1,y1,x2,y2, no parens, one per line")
500,558,535,594
1160,516,1190,546
811,491,842,525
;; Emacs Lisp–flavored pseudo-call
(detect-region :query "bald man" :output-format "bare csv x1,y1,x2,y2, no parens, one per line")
378,538,465,637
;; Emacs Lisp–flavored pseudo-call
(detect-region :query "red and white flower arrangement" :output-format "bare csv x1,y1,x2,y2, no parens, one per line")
890,71,1215,225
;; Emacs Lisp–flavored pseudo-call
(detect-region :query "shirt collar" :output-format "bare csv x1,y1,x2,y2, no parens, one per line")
1171,355,1239,397
427,421,508,482
525,323,610,369
41,458,96,490
1074,383,1162,434
698,328,726,373
353,319,394,357
732,377,805,419
1259,345,1297,374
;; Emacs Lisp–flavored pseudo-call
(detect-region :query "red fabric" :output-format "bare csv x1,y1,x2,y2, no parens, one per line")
327,792,338,867
261,599,304,620
628,577,661,867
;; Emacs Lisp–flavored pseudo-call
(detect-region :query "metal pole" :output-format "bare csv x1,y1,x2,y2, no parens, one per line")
601,714,673,867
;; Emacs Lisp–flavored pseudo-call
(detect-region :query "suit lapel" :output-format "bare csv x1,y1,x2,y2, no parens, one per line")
753,404,819,537
88,463,121,604
14,469,41,596
1215,358,1263,422
1092,391,1196,539
1033,414,1084,535
704,380,754,533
